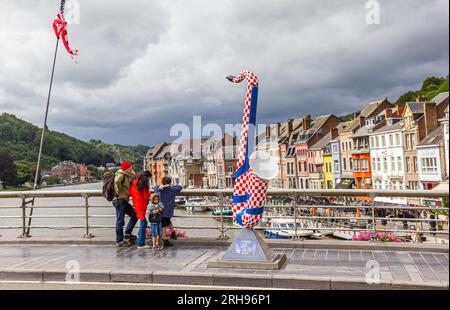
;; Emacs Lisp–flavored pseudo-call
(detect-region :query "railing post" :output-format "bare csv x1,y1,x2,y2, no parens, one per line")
293,194,298,240
82,194,94,239
370,195,377,242
19,195,30,239
217,193,229,240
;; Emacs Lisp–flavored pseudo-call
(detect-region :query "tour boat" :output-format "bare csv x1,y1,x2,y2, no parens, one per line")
186,197,212,212
264,219,313,239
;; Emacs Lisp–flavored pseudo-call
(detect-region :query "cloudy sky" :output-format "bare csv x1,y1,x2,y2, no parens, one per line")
0,0,448,146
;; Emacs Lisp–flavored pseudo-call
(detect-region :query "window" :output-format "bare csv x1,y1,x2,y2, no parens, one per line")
390,156,395,171
405,134,410,150
353,159,360,172
375,136,380,148
334,160,340,172
406,157,411,174
343,158,347,170
389,135,394,146
383,158,388,172
349,141,352,150
332,145,338,153
372,158,376,171
421,157,438,174
395,133,400,146
370,137,375,148
413,156,418,173
381,136,386,147
377,158,381,171
227,165,233,173
397,157,402,172
342,142,345,151
349,158,353,170
411,134,416,149
361,159,369,172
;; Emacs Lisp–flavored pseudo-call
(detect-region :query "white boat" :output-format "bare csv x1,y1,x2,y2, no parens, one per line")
332,231,354,240
264,219,313,239
186,197,212,212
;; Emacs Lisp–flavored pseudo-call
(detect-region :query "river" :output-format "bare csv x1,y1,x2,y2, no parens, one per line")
0,183,236,239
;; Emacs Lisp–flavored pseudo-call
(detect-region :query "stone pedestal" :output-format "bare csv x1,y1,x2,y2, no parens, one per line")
207,228,287,270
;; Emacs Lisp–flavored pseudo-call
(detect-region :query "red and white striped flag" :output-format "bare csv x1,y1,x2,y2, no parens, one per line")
52,0,78,57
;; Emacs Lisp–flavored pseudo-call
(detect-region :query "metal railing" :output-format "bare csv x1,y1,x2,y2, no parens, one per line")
0,189,448,241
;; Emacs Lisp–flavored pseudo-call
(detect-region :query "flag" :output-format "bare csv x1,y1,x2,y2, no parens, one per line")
52,2,78,57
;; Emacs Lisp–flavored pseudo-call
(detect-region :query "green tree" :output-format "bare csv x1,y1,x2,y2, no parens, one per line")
46,175,60,186
0,150,17,185
15,160,34,185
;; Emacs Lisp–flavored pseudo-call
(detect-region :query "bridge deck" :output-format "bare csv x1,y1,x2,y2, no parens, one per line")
0,243,448,289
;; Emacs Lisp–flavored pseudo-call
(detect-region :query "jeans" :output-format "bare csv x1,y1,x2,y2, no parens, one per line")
150,223,163,238
137,220,148,247
113,199,138,243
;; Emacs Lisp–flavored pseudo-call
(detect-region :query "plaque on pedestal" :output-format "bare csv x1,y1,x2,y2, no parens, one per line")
207,228,287,270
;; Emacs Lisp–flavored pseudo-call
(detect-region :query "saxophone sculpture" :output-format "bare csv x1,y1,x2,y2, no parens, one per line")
227,70,278,229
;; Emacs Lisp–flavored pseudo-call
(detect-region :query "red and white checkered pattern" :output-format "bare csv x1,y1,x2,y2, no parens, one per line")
241,170,269,228
231,71,259,219
230,70,270,229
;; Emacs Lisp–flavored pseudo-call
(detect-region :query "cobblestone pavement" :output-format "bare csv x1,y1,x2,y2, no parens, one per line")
0,244,448,286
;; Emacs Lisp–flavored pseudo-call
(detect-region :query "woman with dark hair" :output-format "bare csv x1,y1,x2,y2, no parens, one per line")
129,171,152,249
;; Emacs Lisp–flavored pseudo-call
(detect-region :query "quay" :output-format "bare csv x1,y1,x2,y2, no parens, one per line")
0,239,448,290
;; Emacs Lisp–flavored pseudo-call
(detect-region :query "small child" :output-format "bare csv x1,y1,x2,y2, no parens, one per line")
146,194,165,251
154,176,182,247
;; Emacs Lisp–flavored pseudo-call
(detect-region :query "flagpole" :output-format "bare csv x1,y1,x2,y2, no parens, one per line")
25,37,60,237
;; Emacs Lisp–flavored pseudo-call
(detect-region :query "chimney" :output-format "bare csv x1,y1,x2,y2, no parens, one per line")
396,104,405,117
385,108,393,119
330,128,339,140
287,119,294,135
416,95,427,103
359,116,366,128
424,102,438,136
265,125,271,138
303,115,312,130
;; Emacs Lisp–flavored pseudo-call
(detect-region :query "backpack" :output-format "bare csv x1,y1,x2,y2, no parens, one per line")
102,172,116,202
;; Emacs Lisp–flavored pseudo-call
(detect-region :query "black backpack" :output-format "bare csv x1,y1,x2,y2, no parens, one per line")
102,172,116,202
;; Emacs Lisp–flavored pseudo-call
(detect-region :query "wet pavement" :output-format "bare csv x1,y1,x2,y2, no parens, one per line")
0,244,447,288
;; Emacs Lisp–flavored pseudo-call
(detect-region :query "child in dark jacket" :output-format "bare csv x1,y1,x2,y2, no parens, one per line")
154,176,182,247
146,194,165,251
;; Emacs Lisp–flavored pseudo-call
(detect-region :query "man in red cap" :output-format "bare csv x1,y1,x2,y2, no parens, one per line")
113,161,137,247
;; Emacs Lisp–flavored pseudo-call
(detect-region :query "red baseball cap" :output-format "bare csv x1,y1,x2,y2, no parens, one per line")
121,161,132,171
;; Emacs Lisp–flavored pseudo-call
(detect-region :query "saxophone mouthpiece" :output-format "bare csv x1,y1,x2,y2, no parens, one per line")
226,75,236,82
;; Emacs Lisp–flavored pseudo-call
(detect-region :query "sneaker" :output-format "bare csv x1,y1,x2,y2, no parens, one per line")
137,245,151,250
116,240,131,247
163,239,173,247
152,246,157,251
124,234,137,241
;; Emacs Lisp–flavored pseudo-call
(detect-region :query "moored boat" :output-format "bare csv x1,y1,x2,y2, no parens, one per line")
264,219,313,239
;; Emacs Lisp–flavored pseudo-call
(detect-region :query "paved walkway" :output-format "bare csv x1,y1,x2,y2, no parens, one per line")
0,243,448,289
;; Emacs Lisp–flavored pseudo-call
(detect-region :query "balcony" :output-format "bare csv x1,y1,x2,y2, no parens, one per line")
309,172,324,179
351,148,370,155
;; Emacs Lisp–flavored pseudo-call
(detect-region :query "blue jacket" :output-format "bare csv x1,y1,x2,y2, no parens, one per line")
154,185,182,218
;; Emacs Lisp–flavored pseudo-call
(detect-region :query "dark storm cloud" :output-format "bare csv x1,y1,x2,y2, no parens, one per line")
0,0,448,146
